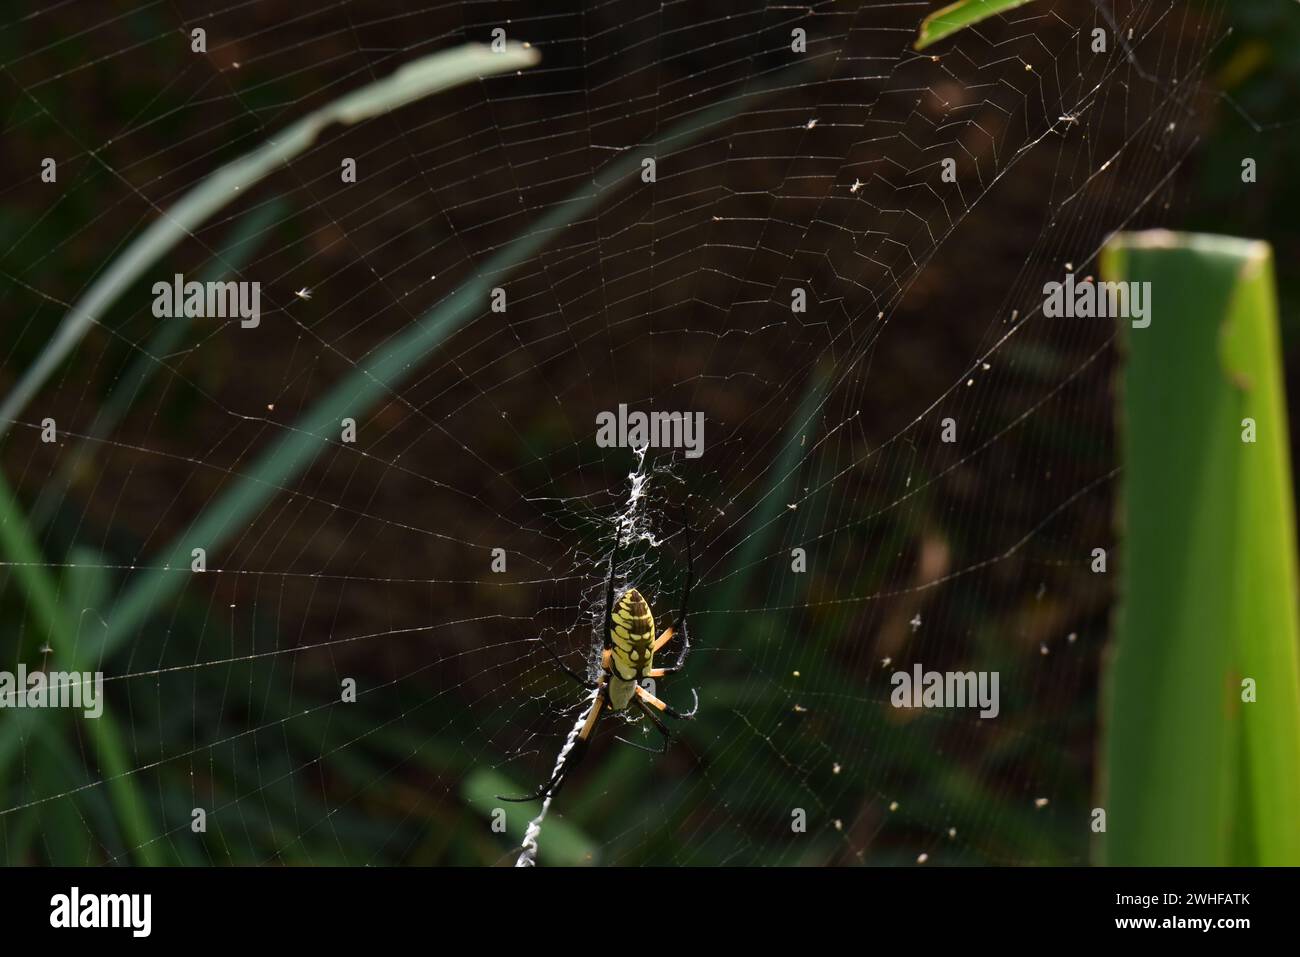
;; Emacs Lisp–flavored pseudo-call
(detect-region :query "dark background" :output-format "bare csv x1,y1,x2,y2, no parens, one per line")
0,0,1295,865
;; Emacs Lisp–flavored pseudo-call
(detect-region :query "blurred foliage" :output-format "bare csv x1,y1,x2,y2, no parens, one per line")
914,0,1037,51
1102,232,1300,865
0,0,1295,866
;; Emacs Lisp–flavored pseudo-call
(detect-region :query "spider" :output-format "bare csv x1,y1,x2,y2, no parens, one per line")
497,520,698,803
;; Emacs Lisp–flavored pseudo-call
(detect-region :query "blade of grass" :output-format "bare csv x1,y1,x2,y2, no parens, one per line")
0,54,819,859
569,361,833,823
29,198,288,529
914,0,1038,51
0,470,66,660
710,359,833,617
461,767,597,865
7,724,121,863
1100,231,1300,865
0,42,541,442
93,57,818,663
0,477,161,863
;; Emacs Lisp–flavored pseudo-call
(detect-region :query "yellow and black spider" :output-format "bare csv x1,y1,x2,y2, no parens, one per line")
498,522,698,803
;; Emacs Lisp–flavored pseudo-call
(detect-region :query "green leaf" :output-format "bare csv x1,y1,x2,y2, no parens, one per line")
0,477,162,863
0,42,541,441
28,199,288,529
1,47,815,867
914,0,1038,51
0,470,66,660
461,768,597,866
1100,231,1300,865
92,57,816,664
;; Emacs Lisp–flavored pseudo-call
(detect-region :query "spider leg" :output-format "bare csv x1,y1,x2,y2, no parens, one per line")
535,638,599,690
652,626,675,653
668,620,691,671
612,736,665,755
650,627,687,675
614,697,673,754
497,689,605,802
635,682,699,720
495,743,584,803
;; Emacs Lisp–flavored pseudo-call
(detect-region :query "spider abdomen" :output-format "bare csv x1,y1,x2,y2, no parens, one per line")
608,588,655,710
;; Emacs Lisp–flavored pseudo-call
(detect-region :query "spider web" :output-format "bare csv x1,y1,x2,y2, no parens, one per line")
0,0,1253,866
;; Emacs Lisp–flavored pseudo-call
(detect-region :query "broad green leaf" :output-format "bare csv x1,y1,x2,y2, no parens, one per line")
914,0,1038,51
1100,232,1300,865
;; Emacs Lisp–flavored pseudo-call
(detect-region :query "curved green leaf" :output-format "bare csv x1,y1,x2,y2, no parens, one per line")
914,0,1038,51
